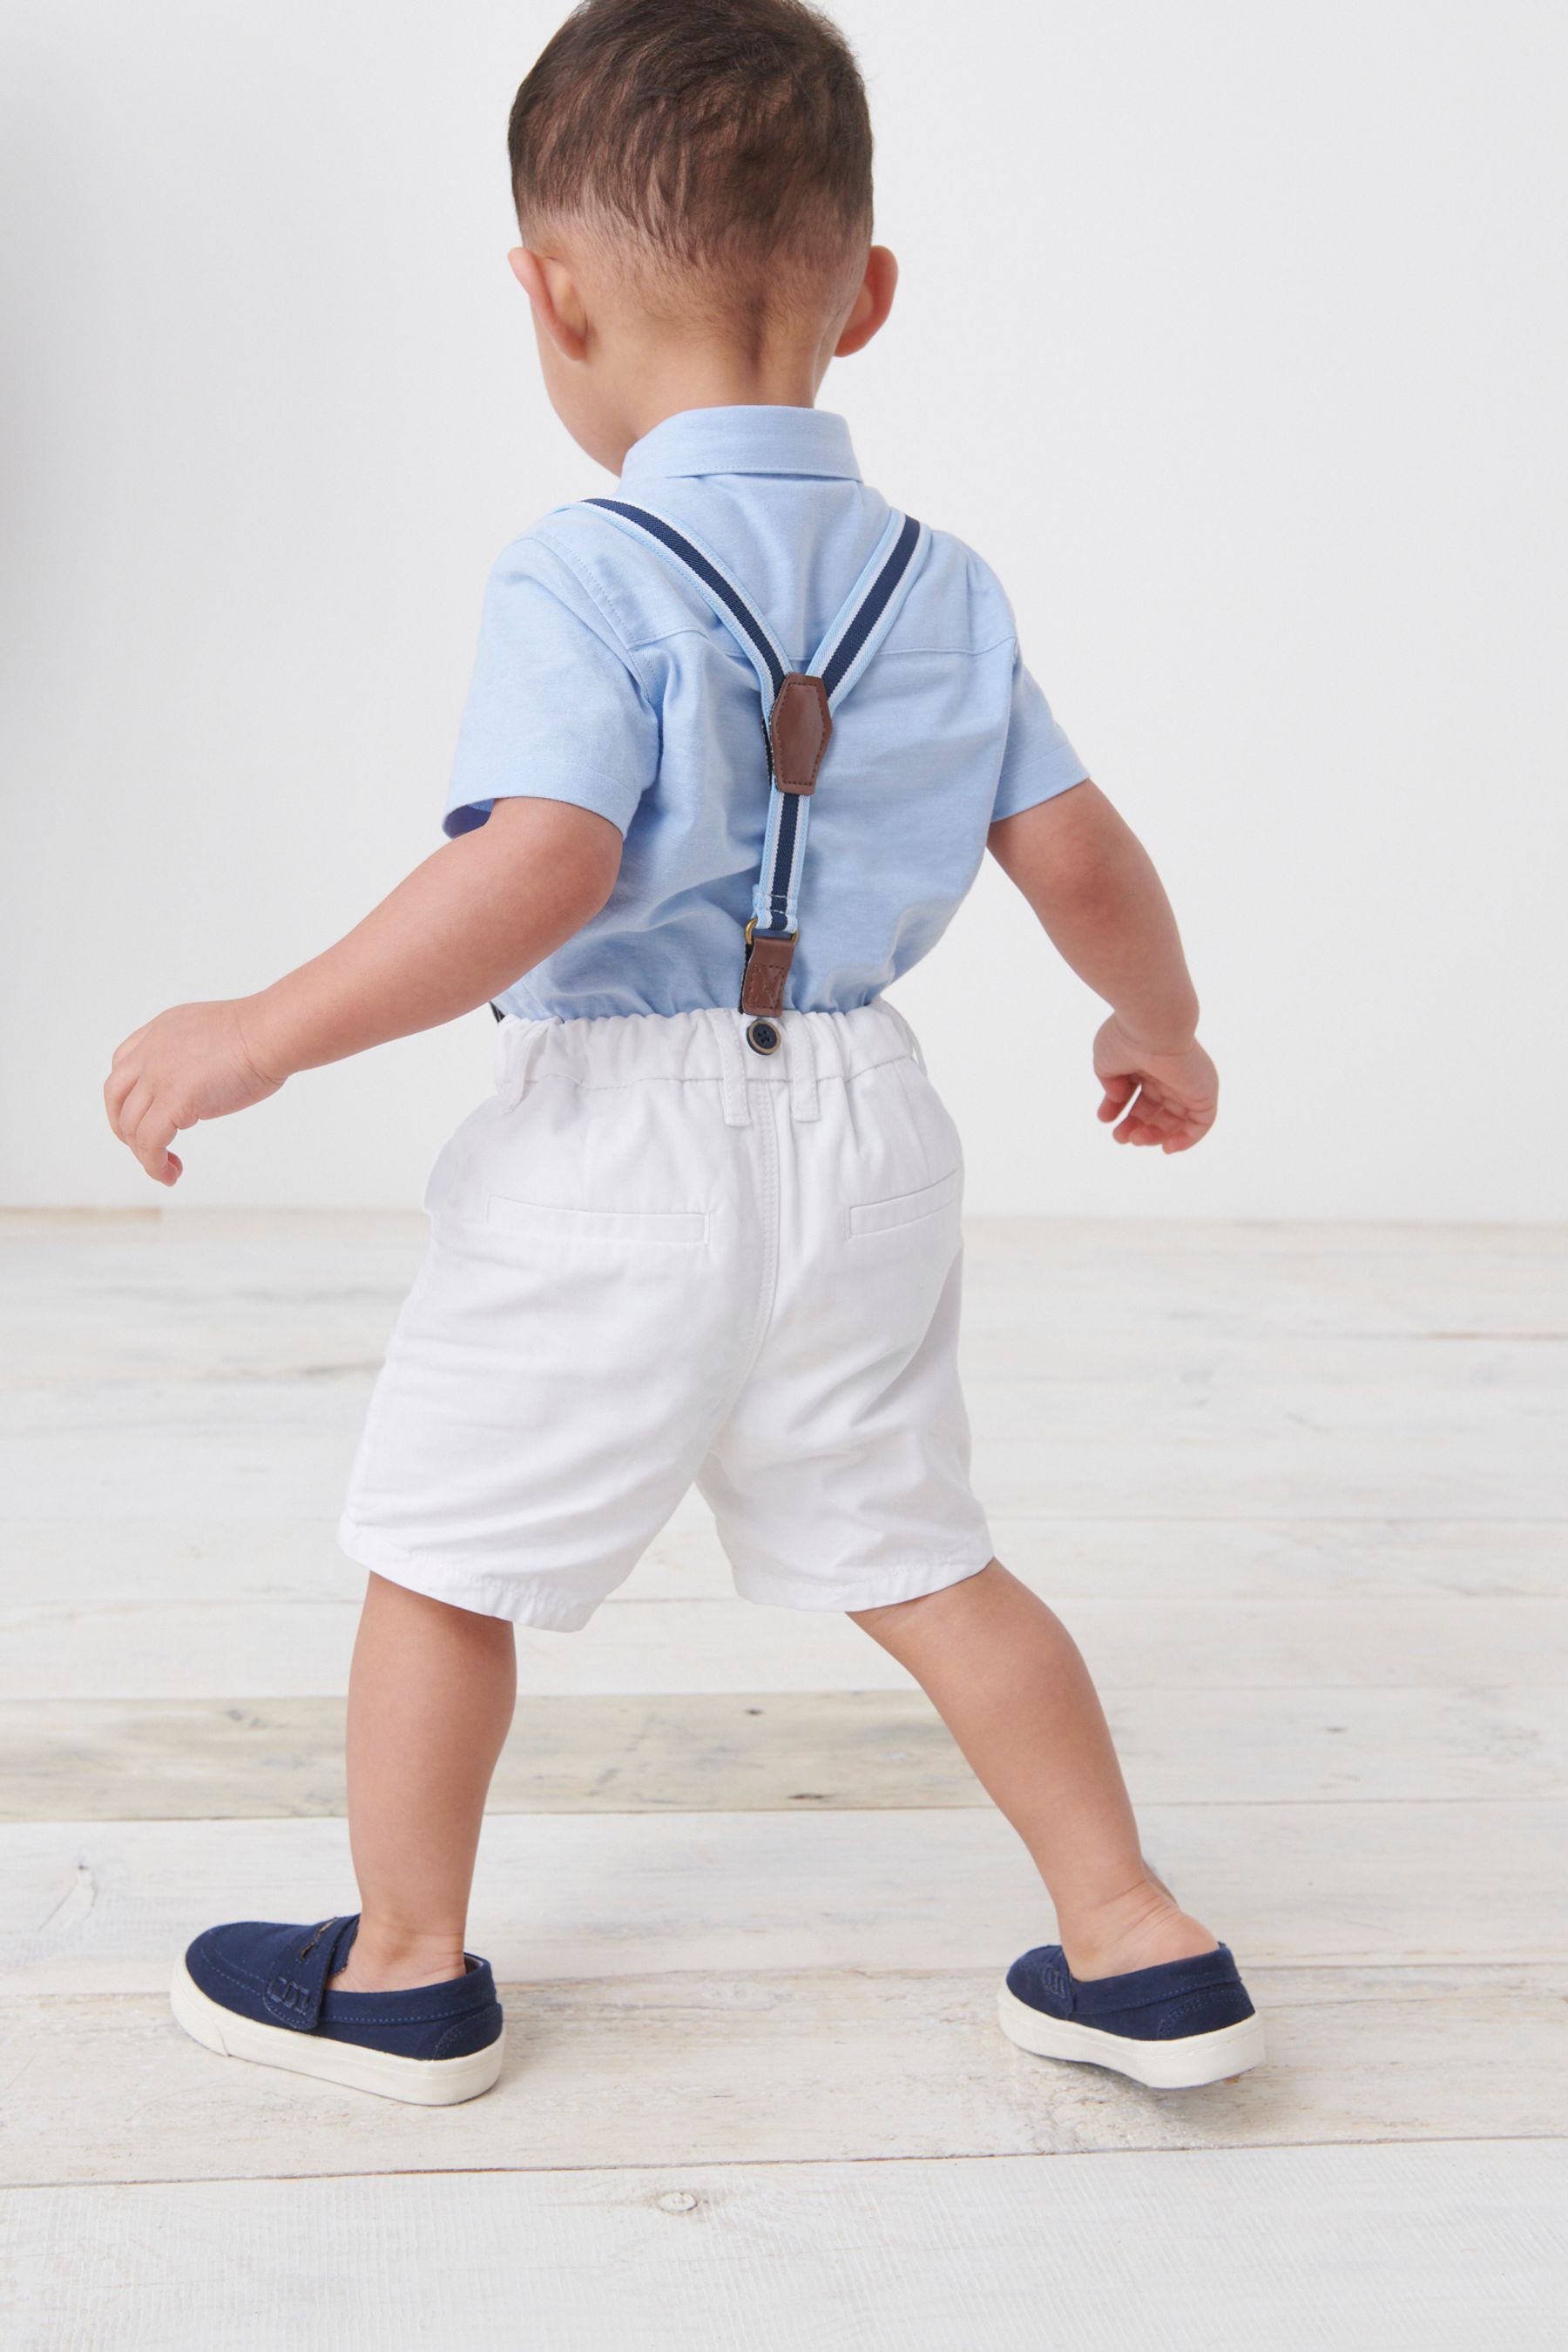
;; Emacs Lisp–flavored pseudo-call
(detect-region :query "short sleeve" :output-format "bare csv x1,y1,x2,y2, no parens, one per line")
443,541,659,840
990,650,1089,825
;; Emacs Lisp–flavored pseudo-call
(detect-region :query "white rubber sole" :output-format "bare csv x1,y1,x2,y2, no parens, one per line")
997,1980,1266,2088
171,1957,504,2105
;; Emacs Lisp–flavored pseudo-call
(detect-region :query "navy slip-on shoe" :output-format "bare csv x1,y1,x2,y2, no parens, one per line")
172,1915,504,2105
998,1941,1265,2088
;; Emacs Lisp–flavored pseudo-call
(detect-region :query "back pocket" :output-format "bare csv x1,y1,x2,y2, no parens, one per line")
848,1167,962,1238
487,1196,708,1248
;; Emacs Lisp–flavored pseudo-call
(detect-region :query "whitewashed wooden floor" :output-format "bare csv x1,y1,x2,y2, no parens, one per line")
2,1211,1565,2349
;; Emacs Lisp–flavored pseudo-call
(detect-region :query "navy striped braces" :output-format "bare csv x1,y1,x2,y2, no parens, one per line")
582,497,926,986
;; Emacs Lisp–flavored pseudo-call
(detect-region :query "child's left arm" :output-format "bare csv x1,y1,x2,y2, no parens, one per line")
989,781,1218,1152
104,797,620,1185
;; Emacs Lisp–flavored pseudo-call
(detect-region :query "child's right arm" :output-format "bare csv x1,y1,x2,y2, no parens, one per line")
988,782,1219,1154
104,797,620,1186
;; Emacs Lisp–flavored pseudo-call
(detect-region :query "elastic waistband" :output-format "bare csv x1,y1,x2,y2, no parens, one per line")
494,1002,921,1127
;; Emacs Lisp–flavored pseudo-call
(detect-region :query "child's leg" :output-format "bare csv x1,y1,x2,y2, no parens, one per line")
850,1561,1214,1979
333,1572,517,1993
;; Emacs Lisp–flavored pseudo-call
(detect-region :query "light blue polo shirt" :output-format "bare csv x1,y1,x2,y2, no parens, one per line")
446,406,1086,1020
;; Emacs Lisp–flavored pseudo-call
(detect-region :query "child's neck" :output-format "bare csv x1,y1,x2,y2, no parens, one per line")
614,334,830,450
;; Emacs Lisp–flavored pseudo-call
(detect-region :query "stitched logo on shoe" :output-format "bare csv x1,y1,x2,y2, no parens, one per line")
267,1975,313,2015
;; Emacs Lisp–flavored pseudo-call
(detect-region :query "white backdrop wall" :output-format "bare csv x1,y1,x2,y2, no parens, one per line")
3,0,1565,1217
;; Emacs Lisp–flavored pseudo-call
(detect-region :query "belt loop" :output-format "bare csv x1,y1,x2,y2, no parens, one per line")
497,1020,549,1106
885,1002,926,1073
785,1014,820,1121
495,1017,522,1102
717,1014,753,1126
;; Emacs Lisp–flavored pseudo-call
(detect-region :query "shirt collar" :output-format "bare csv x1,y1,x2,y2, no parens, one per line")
621,405,861,484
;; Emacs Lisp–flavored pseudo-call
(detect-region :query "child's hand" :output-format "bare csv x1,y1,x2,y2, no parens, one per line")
105,1000,282,1185
1093,1016,1218,1153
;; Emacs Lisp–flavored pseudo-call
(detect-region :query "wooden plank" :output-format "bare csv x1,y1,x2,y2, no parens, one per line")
0,1966,1562,2187
0,1380,366,1522
5,1585,1564,1700
6,1805,1564,1995
8,1211,1565,1349
7,1230,1565,1537
965,1397,1565,1521
4,2142,1565,2352
10,1309,1565,1396
7,1511,1568,1608
4,1360,1563,1526
960,1217,1568,1341
3,1682,1564,1824
0,1227,411,1388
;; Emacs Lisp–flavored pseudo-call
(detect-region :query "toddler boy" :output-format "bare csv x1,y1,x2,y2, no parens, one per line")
105,0,1262,2101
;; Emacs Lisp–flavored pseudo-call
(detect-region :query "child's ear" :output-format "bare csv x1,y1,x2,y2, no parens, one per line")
508,247,590,362
834,245,898,359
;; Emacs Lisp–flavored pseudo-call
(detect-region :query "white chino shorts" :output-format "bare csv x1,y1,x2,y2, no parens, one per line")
339,1002,993,1626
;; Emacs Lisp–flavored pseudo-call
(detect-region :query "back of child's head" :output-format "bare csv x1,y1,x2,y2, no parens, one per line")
508,0,873,337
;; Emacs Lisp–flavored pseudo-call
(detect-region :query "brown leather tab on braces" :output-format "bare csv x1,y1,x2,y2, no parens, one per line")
740,933,795,1016
769,674,833,794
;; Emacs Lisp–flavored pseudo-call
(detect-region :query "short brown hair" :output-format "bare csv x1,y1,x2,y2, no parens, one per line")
508,0,873,323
